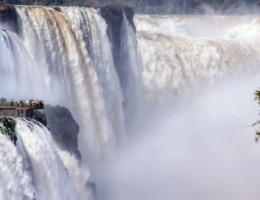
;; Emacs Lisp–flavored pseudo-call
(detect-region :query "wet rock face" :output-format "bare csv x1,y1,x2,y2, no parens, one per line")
0,117,17,145
0,3,19,33
44,105,81,160
100,6,135,73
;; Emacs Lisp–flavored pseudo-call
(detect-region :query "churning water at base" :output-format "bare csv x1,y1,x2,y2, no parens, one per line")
94,15,260,200
0,118,89,200
95,73,260,200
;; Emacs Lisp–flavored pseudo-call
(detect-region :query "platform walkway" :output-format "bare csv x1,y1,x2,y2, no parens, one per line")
0,101,44,118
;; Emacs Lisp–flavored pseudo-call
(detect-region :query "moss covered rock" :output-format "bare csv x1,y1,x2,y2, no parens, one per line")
0,117,17,145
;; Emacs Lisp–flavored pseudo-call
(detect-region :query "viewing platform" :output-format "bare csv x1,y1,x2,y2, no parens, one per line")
0,100,44,118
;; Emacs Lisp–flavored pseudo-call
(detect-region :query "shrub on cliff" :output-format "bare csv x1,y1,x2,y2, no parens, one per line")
252,89,260,143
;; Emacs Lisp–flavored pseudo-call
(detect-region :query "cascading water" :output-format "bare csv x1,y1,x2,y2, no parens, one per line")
0,127,35,200
61,7,125,134
16,119,79,200
0,5,133,199
135,15,260,101
1,3,260,200
0,6,127,160
0,30,46,99
119,12,142,121
95,15,260,200
0,118,89,200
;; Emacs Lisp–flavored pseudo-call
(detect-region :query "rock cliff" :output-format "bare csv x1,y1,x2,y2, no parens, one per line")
0,3,19,33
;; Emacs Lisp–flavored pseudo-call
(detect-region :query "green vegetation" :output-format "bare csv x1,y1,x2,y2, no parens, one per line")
0,117,17,145
0,98,15,108
0,98,17,108
0,0,94,6
0,98,44,109
0,98,6,104
0,0,260,13
0,126,13,136
253,89,260,143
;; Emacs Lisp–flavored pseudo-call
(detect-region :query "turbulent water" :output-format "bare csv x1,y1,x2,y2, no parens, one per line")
0,118,89,200
135,15,260,101
0,6,126,160
96,15,260,200
1,4,260,200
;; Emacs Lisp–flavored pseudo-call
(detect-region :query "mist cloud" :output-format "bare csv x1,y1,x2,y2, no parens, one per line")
95,74,260,200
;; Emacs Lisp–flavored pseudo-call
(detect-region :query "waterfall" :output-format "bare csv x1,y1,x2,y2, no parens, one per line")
95,14,260,200
0,128,35,200
135,15,260,102
2,4,260,200
0,30,46,100
119,12,142,123
60,7,125,153
0,5,139,199
16,119,79,200
0,118,89,200
0,6,129,160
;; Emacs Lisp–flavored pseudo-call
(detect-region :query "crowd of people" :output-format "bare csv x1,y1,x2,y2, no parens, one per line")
10,100,44,109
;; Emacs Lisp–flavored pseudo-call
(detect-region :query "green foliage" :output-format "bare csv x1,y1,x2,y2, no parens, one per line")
255,89,260,104
0,98,6,104
0,0,259,14
0,126,10,135
253,89,260,143
0,117,16,139
0,0,259,8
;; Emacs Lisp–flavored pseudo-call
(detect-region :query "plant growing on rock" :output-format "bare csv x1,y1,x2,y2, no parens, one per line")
252,89,260,143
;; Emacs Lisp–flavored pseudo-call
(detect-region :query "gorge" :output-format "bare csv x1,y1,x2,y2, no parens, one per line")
1,3,260,200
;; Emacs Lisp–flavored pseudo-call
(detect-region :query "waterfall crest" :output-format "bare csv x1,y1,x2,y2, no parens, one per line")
135,15,260,102
3,4,260,200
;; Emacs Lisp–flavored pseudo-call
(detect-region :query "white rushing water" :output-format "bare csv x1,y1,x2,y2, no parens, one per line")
0,6,127,160
0,127,35,200
1,5,260,200
0,6,138,199
135,15,260,102
94,15,260,200
0,118,90,200
119,12,142,122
